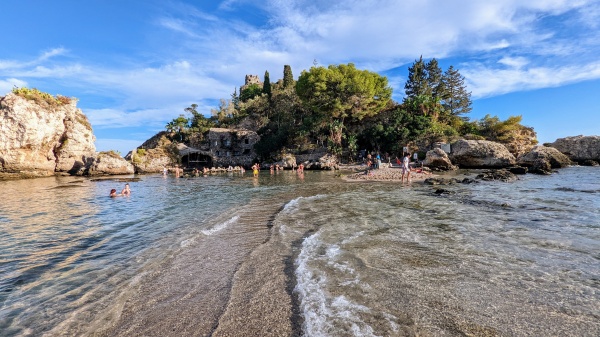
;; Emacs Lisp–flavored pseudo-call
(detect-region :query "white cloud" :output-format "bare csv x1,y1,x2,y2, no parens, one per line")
464,61,600,98
0,78,27,95
3,0,600,132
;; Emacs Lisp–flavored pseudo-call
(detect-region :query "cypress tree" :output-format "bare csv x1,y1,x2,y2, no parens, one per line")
283,65,294,88
263,70,272,97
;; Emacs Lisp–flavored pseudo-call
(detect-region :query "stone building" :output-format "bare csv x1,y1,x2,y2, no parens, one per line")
240,74,262,92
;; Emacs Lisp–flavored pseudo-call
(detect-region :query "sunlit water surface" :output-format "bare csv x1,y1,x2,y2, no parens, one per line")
0,167,598,336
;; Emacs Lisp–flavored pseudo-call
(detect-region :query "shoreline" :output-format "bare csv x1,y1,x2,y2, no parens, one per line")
340,164,436,182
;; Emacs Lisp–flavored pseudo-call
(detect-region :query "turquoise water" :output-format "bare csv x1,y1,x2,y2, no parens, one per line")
0,168,599,336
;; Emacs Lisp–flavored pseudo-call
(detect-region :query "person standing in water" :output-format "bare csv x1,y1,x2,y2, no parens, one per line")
402,153,411,182
121,183,131,196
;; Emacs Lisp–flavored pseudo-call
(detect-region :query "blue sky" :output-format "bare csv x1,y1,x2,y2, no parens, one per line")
1,0,599,155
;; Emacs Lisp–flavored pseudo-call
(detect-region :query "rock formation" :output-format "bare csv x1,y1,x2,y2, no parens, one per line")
548,135,600,164
422,148,457,171
449,139,516,168
0,91,132,179
125,134,178,173
517,146,572,174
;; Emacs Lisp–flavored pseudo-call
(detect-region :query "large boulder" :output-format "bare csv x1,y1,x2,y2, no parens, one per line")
422,148,457,171
548,135,600,163
449,139,516,168
1,91,96,179
517,146,572,169
90,151,134,175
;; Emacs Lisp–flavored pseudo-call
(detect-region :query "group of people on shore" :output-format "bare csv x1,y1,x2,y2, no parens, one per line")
364,151,413,182
109,183,131,197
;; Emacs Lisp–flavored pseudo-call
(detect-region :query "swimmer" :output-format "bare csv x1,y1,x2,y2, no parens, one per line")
110,189,120,197
121,183,131,196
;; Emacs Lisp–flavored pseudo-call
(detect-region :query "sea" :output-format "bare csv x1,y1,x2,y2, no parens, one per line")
0,167,598,337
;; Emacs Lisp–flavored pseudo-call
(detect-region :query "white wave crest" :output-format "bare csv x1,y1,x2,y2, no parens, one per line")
295,233,377,337
201,215,239,236
282,194,326,213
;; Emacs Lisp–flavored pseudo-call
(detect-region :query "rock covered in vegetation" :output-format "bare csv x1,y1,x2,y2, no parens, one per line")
422,148,457,171
517,146,572,171
548,135,600,163
125,135,178,173
449,139,516,168
0,90,132,179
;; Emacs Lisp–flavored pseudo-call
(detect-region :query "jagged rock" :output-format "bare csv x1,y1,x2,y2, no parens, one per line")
508,166,528,175
517,146,572,169
449,139,516,168
549,135,600,163
529,158,552,175
126,136,178,173
422,148,457,171
581,160,599,166
476,169,517,182
90,152,134,175
1,92,96,179
501,125,538,158
0,91,135,179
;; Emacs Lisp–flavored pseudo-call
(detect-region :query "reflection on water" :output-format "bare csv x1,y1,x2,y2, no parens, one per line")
0,168,599,336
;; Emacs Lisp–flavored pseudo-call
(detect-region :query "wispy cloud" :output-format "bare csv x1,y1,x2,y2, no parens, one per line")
3,0,600,128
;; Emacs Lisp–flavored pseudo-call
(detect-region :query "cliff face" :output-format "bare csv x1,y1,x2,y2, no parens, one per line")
0,91,132,179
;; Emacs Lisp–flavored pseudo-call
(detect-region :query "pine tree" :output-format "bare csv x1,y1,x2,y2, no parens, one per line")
425,58,443,100
283,65,294,88
263,70,272,97
441,66,472,117
404,56,429,98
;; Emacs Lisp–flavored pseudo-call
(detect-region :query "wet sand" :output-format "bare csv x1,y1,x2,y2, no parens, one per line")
90,199,300,337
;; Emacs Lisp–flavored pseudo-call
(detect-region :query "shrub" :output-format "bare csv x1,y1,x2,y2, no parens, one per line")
12,87,74,107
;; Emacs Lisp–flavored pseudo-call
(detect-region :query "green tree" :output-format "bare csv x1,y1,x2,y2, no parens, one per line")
296,63,392,126
441,66,472,117
283,65,294,88
426,58,444,100
165,114,190,141
240,84,262,102
263,70,272,98
404,56,430,98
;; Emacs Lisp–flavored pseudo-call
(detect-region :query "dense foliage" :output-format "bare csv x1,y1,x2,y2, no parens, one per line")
164,60,536,162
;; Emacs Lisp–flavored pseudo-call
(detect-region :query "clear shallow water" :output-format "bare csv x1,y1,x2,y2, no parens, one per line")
0,168,599,336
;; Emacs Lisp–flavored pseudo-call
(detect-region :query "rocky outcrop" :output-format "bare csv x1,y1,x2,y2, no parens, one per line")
0,91,131,179
517,146,572,170
126,135,178,173
501,125,538,158
422,148,457,171
449,139,516,168
90,152,134,175
296,151,339,170
548,135,600,163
